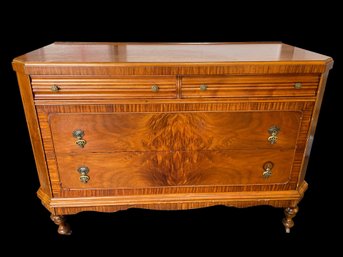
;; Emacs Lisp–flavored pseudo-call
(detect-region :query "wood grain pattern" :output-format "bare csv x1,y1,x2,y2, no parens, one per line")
12,42,333,76
13,42,330,63
45,181,308,215
15,72,52,197
50,111,301,153
32,76,177,100
297,71,330,185
182,74,320,98
37,100,314,197
17,63,332,76
56,149,295,189
12,42,333,234
31,74,321,100
38,101,316,112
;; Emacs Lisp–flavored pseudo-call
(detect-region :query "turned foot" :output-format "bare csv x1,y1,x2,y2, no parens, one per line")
282,206,299,233
50,215,72,235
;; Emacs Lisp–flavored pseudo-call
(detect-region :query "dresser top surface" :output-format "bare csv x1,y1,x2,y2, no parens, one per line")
14,42,331,64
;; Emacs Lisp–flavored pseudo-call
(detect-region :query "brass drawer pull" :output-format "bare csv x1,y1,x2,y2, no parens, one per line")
200,84,208,91
77,166,90,183
294,82,302,89
262,161,273,178
72,129,87,148
268,125,280,144
151,85,159,92
51,85,60,92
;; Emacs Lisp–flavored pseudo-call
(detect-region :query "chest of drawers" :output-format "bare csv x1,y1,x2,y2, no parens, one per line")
13,42,333,235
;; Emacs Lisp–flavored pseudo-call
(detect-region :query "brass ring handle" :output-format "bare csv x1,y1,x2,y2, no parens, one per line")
77,166,90,183
268,126,280,144
151,85,159,92
262,161,273,178
51,85,60,92
72,129,87,148
200,84,208,91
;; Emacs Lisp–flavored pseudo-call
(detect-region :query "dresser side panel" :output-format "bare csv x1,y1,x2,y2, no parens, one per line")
298,70,331,184
15,71,52,197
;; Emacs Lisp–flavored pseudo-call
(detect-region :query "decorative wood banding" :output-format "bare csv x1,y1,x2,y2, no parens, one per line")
13,42,333,234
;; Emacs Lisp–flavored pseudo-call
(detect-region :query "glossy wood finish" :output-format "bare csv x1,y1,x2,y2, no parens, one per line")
37,101,314,198
282,206,299,233
12,43,333,76
57,149,295,189
182,75,320,98
31,76,177,100
14,72,52,199
13,42,330,63
49,182,308,215
13,42,333,234
50,215,72,235
50,111,301,153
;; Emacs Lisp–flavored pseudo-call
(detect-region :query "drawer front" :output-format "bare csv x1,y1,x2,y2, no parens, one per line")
57,149,294,189
181,75,319,98
50,111,301,153
31,76,177,99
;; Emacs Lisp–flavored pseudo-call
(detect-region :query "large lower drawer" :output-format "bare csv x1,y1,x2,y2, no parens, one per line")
50,111,302,153
31,76,177,100
56,149,295,189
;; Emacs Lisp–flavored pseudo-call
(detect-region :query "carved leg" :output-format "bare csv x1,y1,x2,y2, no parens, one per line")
50,214,72,235
282,206,299,233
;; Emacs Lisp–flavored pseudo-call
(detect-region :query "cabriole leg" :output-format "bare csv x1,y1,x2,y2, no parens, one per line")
50,214,72,235
282,206,299,233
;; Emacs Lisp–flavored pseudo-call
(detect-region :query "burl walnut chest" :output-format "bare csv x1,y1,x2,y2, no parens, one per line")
13,42,333,235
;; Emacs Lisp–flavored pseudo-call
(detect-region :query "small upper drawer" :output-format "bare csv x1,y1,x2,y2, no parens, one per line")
31,76,177,100
181,75,320,98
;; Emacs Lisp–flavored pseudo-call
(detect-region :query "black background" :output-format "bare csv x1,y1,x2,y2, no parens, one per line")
1,3,342,248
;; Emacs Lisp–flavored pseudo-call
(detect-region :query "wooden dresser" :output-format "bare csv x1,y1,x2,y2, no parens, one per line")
13,42,333,235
